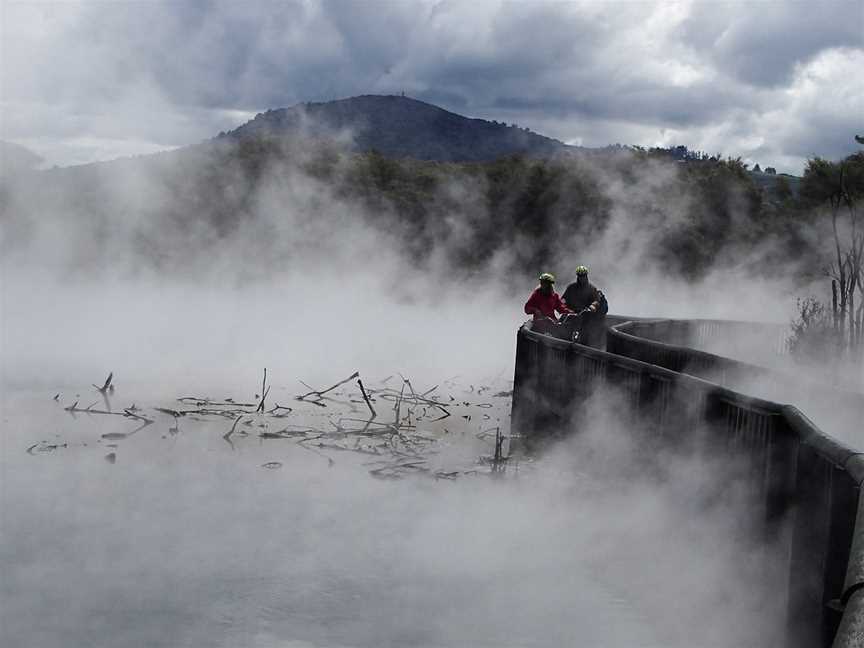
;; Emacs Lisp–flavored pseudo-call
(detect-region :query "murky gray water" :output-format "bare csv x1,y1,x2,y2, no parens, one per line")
0,373,677,648
1,372,785,648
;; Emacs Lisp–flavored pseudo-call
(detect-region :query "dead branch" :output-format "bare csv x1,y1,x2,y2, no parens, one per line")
339,418,415,436
369,460,429,480
394,382,404,425
128,419,153,434
307,441,381,455
400,375,419,402
101,419,153,440
295,439,336,466
177,397,258,407
492,427,508,474
357,379,376,418
223,415,243,443
296,371,360,401
373,387,450,410
92,372,113,394
256,368,269,413
27,442,67,455
64,402,153,423
266,403,293,415
428,409,451,422
259,427,321,439
154,407,184,418
171,408,249,419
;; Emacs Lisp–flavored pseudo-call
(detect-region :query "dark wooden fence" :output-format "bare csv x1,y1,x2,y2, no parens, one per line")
512,320,864,647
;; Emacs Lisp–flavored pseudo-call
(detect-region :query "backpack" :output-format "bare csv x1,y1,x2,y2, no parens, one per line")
596,290,609,316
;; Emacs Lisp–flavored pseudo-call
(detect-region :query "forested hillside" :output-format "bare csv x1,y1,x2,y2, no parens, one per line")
222,95,571,162
0,130,824,284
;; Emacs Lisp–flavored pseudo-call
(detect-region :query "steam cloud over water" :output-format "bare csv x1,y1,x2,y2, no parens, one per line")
0,109,850,648
1,380,787,647
3,0,862,642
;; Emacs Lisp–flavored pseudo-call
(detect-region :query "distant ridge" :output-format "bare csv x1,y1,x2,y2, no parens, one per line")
223,94,573,162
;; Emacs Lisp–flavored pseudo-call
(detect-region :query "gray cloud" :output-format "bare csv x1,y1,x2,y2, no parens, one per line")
2,0,861,171
680,1,863,87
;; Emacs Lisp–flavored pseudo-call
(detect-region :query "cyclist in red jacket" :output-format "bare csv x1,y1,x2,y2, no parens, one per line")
524,273,571,335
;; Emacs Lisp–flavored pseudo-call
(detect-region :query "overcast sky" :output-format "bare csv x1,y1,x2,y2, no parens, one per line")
2,0,862,173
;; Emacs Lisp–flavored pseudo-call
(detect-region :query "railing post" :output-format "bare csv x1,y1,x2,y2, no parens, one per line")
512,325,541,441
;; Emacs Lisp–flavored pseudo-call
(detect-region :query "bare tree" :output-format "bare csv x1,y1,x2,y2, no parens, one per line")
798,141,864,357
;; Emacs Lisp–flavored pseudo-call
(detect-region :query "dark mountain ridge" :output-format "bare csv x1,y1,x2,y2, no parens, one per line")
222,94,573,162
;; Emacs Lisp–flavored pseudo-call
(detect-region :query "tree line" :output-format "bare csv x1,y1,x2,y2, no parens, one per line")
1,131,858,354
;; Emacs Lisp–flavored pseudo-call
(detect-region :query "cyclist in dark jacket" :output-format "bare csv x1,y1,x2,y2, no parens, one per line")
561,265,607,347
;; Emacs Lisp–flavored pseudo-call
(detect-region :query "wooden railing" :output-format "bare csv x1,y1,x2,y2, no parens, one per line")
512,320,864,647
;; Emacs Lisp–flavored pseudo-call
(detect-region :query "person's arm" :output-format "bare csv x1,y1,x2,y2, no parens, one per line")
561,285,573,309
524,291,542,317
555,293,572,316
587,287,601,312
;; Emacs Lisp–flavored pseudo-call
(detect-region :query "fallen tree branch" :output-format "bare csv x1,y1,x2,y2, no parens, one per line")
92,372,113,394
394,383,404,425
64,401,153,423
357,379,376,418
296,371,360,401
428,408,451,422
177,397,258,407
101,417,153,440
154,407,184,418
266,403,293,415
223,415,243,443
256,368,269,413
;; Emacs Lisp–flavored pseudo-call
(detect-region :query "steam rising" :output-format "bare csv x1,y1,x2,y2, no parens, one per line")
1,385,786,647
0,113,846,648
